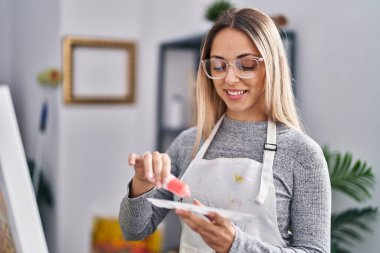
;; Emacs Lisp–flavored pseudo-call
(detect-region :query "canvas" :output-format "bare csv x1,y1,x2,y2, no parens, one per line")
0,85,48,253
0,162,19,252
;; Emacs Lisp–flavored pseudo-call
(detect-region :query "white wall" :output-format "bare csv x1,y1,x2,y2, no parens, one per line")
8,0,61,252
58,1,150,253
4,0,380,252
0,0,11,86
294,1,380,252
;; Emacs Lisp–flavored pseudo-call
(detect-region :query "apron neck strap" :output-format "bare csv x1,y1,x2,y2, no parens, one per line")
255,118,277,204
195,114,225,160
265,118,277,149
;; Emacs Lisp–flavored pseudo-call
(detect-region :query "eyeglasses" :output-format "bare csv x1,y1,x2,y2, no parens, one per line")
201,56,264,80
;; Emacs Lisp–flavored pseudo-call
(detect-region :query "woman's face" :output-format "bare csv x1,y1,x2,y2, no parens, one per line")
210,28,267,121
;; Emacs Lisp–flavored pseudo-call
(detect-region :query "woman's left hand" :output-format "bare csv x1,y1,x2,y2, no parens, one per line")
175,200,236,253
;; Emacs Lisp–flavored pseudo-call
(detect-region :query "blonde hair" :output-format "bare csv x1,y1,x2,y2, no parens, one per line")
193,8,302,156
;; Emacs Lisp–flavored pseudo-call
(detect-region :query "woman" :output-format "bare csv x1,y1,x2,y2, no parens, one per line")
119,8,331,253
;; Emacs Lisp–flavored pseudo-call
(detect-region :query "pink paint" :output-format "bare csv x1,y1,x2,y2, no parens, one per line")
164,176,191,198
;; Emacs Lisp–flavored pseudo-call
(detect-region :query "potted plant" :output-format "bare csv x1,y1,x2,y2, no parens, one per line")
205,0,234,22
323,147,378,253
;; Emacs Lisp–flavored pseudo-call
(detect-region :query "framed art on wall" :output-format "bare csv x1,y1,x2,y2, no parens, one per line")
0,85,48,253
63,36,136,104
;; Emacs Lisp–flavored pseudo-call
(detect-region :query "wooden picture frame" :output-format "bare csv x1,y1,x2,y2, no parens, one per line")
63,36,136,104
0,85,48,253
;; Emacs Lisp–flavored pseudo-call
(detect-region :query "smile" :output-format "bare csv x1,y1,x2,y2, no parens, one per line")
225,89,248,96
224,89,248,101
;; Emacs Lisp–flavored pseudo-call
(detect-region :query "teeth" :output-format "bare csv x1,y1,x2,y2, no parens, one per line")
227,90,246,96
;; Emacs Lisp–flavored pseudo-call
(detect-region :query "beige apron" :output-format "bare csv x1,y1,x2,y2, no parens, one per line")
179,115,286,252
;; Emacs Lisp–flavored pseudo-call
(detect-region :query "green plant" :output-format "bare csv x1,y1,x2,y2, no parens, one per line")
205,0,233,22
27,158,54,207
323,147,378,253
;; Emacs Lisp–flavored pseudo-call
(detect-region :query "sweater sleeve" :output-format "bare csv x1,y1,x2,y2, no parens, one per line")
118,130,187,240
229,143,331,253
118,183,172,240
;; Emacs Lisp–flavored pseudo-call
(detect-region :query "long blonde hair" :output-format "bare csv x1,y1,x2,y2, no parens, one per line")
193,8,302,156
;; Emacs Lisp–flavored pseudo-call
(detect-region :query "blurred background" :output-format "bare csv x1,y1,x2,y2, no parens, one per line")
0,0,379,253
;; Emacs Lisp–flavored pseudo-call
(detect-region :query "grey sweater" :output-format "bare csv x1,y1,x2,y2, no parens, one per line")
119,116,331,253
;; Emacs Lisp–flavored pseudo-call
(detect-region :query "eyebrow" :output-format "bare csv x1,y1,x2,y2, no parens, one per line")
210,53,261,59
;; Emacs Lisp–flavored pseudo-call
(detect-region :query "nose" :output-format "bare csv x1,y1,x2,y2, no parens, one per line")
224,63,239,84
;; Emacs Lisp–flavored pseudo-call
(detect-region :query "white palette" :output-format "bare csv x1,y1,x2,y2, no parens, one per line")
147,198,255,222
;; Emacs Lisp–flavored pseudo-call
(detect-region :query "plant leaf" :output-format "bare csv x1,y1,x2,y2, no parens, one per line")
331,207,378,249
323,147,375,202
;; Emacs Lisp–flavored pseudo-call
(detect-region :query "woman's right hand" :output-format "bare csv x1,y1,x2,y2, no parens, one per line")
128,151,171,197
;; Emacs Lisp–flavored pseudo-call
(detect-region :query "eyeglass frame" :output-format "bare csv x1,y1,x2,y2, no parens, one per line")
201,56,264,80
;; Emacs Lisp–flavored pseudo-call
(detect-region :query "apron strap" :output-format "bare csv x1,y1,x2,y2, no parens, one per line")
195,114,225,160
255,118,277,204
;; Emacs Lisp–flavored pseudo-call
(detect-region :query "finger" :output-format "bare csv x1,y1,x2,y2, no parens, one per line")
175,208,196,222
176,209,201,230
175,208,191,217
143,151,154,183
177,211,215,237
152,151,163,187
176,209,212,228
193,199,204,206
135,156,144,166
128,153,138,166
181,216,202,234
207,212,226,226
175,209,200,230
191,200,215,221
161,153,171,184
